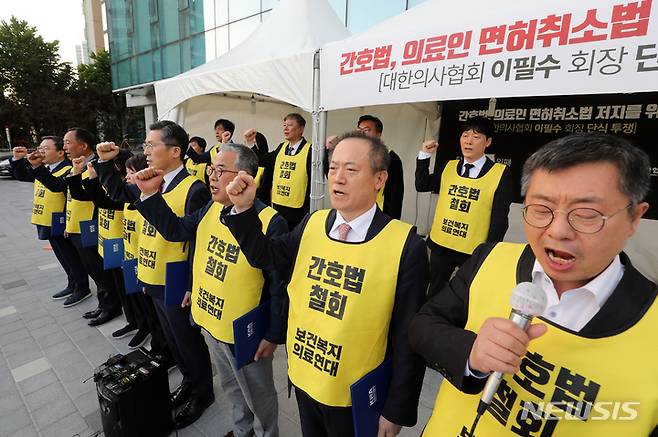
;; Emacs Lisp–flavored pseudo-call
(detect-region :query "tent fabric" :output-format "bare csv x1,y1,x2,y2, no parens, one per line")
154,0,349,118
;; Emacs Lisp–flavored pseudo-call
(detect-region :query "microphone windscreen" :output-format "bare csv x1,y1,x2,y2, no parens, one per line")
509,282,547,316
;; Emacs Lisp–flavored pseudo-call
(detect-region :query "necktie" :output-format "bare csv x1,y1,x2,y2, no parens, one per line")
286,145,295,155
463,163,475,178
337,223,351,242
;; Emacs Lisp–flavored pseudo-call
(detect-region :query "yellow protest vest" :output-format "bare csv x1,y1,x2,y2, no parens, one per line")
287,209,411,406
209,144,220,161
122,205,141,260
31,165,71,227
185,159,207,183
137,175,196,285
424,243,658,436
271,141,311,208
429,160,505,255
191,203,277,343
65,170,95,234
98,208,124,258
376,184,385,210
255,166,265,188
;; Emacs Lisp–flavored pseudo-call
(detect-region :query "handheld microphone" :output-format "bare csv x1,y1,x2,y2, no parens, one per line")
469,282,547,435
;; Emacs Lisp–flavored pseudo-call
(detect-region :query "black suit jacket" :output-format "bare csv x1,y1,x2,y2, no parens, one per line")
415,156,514,254
135,196,289,344
222,206,429,427
260,137,312,227
409,243,658,398
94,161,210,296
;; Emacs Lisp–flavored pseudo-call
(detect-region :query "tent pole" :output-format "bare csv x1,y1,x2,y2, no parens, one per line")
310,50,326,213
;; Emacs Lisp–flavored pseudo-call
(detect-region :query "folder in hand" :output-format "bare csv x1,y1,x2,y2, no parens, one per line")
102,238,124,270
350,359,393,437
121,258,141,295
233,301,270,370
50,212,66,237
80,219,98,248
165,261,189,306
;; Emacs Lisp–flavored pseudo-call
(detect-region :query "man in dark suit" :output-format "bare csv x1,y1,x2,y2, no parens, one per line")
133,143,288,437
416,116,514,297
258,113,312,228
94,121,214,430
409,133,658,436
224,131,428,437
10,137,88,300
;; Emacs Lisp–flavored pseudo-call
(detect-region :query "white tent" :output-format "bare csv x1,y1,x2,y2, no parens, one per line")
154,0,350,120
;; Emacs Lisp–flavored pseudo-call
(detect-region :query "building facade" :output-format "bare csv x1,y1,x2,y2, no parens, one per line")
106,0,428,127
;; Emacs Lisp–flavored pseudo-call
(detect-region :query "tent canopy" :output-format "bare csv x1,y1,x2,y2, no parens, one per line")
155,0,350,118
320,0,658,110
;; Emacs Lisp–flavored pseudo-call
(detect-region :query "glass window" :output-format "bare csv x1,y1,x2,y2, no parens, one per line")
117,59,132,89
407,0,428,8
261,0,278,11
162,42,182,77
180,38,192,71
189,0,205,33
215,24,229,56
160,0,180,43
133,0,151,52
229,0,259,22
229,15,259,48
215,0,229,26
328,0,347,25
152,48,163,80
347,0,405,33
137,52,154,83
191,33,205,67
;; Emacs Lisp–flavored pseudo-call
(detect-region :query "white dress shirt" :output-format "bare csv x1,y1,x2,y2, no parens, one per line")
48,160,64,172
328,204,377,243
417,152,487,178
286,139,303,155
466,254,624,378
140,164,184,200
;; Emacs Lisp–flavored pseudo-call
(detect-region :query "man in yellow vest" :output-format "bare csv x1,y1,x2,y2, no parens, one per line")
416,116,514,298
224,131,428,437
133,143,288,437
94,121,214,430
409,133,658,436
10,137,89,301
259,113,312,228
186,118,235,164
25,128,122,323
185,136,209,184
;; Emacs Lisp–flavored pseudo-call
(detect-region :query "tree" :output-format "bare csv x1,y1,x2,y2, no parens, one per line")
0,17,77,140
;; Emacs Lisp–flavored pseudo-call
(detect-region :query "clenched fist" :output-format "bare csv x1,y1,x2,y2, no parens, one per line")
96,142,120,161
420,140,439,154
243,128,257,146
12,146,28,160
226,171,256,213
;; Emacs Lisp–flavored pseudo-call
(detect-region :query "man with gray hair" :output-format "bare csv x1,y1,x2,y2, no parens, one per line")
133,143,288,437
409,133,657,436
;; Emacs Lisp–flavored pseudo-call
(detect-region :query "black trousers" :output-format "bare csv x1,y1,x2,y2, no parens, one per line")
134,291,168,351
428,248,470,298
147,286,213,400
68,233,121,312
295,386,354,437
49,234,89,293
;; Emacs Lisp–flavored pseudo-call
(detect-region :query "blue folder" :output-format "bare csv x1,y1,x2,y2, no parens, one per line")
80,219,98,248
50,212,66,237
233,301,270,370
164,261,189,306
102,238,124,270
121,258,141,295
350,359,393,437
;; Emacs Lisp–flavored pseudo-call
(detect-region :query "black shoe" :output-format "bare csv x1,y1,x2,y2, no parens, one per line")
63,290,92,307
174,395,214,429
51,288,73,300
82,308,102,319
112,324,138,339
128,329,150,348
170,383,192,409
88,310,121,327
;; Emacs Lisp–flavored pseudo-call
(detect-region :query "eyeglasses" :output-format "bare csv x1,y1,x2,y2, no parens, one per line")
522,203,632,234
206,165,239,178
142,142,177,150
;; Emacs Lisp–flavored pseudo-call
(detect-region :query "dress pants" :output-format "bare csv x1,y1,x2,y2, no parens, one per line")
295,386,354,437
202,331,279,437
48,234,89,293
146,285,213,400
68,233,121,312
428,248,470,299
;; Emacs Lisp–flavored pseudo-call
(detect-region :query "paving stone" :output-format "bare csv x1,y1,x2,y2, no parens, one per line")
0,406,32,436
40,413,91,437
2,279,28,290
18,369,59,396
24,381,69,412
32,399,76,430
